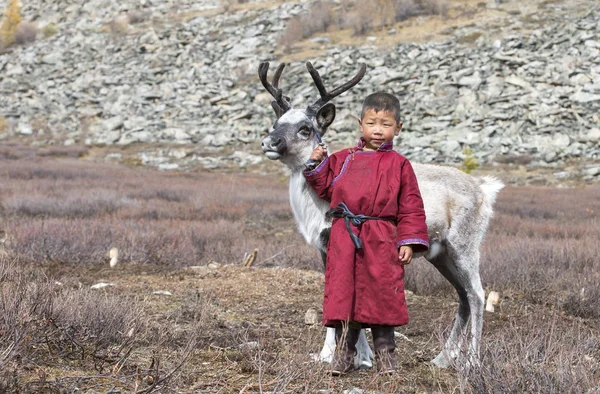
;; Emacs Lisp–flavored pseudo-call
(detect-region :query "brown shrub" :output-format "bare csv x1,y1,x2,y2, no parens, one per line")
0,0,21,47
279,1,334,49
456,313,599,393
280,17,303,49
0,117,8,134
418,0,449,17
0,256,144,391
14,22,37,45
0,152,312,268
127,10,151,24
36,145,88,158
109,15,130,34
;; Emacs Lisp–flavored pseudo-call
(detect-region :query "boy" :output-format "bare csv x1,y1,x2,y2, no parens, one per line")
303,92,429,375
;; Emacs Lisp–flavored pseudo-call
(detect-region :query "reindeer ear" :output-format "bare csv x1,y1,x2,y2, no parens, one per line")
271,101,284,118
316,103,336,131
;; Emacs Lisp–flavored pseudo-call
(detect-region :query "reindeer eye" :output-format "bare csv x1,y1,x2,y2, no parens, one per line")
298,126,311,138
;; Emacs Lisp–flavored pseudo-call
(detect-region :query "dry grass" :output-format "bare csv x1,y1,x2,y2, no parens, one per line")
0,117,8,134
1,142,599,392
280,0,449,49
14,21,37,45
0,0,21,47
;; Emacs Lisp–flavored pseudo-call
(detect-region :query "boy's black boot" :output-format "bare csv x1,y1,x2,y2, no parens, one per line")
331,325,360,376
372,326,397,375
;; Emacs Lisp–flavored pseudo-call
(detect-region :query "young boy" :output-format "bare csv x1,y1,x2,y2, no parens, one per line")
303,92,429,375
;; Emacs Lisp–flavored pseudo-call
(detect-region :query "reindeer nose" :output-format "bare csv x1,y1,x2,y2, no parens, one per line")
271,137,283,148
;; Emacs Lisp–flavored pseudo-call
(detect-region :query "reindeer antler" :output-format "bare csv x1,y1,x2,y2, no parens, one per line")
306,62,367,113
258,62,291,118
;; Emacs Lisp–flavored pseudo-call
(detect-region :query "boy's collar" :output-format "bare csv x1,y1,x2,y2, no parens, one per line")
356,137,394,152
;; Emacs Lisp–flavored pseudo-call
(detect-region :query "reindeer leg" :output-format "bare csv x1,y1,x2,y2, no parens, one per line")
354,329,373,369
465,263,485,368
319,327,336,363
430,248,485,369
429,252,471,368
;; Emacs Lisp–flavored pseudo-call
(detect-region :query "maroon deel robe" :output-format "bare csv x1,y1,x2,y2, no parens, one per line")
304,139,429,327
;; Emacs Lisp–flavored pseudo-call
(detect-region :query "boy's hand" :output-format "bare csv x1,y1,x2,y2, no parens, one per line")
398,245,413,265
309,146,326,162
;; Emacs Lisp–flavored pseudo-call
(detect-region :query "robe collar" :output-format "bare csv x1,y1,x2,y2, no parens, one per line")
356,137,394,152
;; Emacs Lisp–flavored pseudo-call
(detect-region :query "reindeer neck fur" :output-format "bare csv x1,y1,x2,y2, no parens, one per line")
288,169,331,252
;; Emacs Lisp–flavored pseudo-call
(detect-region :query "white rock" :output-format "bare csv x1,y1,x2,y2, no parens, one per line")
18,123,33,135
91,282,115,290
109,247,119,268
571,91,600,103
152,290,173,296
485,291,500,312
304,308,319,325
238,341,259,350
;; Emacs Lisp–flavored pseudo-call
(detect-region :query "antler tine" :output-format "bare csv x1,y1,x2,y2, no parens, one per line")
258,62,291,114
258,62,277,97
272,63,286,89
306,61,329,100
306,62,367,110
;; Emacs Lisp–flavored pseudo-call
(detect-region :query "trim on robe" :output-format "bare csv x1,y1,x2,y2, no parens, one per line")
331,154,352,186
396,238,429,249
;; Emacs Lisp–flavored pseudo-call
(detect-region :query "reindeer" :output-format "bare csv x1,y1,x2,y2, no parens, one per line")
258,61,504,369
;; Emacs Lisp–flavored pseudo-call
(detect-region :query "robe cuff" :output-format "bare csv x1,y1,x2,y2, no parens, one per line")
303,156,329,178
396,239,429,253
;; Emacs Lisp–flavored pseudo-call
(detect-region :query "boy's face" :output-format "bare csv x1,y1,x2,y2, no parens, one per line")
358,109,403,151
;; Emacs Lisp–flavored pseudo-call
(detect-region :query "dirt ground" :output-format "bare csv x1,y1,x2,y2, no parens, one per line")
32,259,592,393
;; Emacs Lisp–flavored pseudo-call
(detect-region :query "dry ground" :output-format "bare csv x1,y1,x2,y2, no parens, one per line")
1,143,599,393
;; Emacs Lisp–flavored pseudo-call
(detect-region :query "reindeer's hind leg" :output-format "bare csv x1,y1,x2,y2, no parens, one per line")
429,248,484,368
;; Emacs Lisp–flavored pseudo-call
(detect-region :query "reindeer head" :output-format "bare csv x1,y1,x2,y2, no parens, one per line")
259,62,366,170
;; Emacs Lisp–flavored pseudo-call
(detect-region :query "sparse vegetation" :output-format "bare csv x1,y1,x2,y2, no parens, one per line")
0,143,598,391
0,0,22,47
280,0,449,50
14,21,37,45
41,22,58,38
460,146,479,173
0,117,8,134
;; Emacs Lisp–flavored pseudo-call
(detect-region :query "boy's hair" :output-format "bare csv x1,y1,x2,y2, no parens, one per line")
360,92,401,123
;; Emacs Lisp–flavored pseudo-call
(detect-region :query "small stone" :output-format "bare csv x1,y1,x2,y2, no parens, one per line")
304,308,319,325
18,123,33,135
239,341,259,350
582,167,600,177
152,290,173,296
207,261,221,269
109,247,119,268
571,91,600,103
485,291,500,312
91,282,115,290
158,163,179,171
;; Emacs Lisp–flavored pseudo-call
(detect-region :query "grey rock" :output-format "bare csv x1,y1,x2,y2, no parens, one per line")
18,123,33,135
103,116,125,131
571,91,600,103
582,167,600,177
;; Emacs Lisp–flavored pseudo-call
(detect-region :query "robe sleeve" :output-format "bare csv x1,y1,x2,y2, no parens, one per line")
396,159,429,253
303,152,340,201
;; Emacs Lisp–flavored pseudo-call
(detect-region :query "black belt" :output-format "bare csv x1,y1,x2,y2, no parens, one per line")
326,203,395,249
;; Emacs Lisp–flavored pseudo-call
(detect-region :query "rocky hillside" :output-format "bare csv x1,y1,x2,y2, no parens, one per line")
0,0,599,178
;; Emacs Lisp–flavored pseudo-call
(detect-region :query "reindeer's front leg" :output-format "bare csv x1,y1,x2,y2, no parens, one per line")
319,328,373,369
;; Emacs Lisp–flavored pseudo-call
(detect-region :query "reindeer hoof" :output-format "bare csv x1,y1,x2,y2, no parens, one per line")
431,352,453,368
